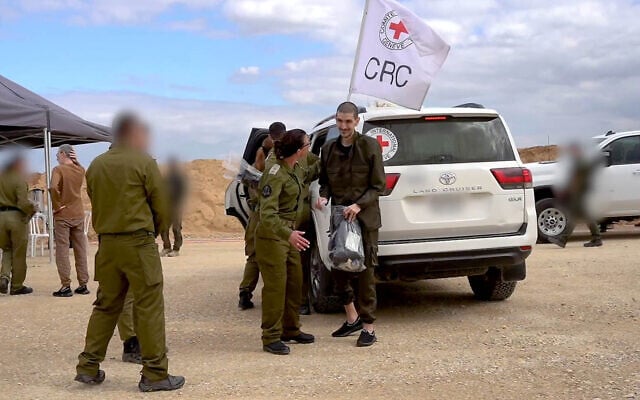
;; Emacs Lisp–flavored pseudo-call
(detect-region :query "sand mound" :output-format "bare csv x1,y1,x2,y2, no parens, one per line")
29,146,556,237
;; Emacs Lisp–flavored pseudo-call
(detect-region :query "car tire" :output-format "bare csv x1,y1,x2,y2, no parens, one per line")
309,241,342,314
468,273,517,301
536,198,571,244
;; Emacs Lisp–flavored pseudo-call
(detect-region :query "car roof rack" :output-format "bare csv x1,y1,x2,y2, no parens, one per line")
454,103,485,109
605,130,616,136
313,106,367,128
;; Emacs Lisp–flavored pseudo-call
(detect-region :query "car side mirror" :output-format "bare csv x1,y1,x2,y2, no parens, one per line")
602,151,612,167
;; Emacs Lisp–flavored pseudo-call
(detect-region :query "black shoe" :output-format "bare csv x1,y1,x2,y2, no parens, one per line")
281,332,315,344
53,287,73,297
138,375,185,392
0,277,8,294
74,285,91,295
332,318,363,337
547,236,567,248
263,341,290,355
356,330,377,347
122,336,142,364
584,239,603,247
10,286,33,296
74,370,106,385
299,303,311,315
238,291,254,310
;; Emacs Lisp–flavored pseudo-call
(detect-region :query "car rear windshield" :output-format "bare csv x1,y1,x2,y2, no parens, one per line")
363,116,516,166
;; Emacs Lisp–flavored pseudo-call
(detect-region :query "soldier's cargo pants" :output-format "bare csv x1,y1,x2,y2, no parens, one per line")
77,231,168,381
160,211,183,251
117,290,136,341
239,211,260,293
256,235,302,345
331,229,379,324
0,211,29,292
54,217,89,287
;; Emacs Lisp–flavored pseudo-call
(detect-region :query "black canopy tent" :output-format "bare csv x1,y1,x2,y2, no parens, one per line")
0,74,112,262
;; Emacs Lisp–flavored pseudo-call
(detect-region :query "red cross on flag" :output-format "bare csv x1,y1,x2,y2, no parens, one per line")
348,0,450,110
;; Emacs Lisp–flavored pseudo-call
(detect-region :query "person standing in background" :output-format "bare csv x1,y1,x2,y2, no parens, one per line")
0,151,36,296
50,144,90,297
160,156,187,257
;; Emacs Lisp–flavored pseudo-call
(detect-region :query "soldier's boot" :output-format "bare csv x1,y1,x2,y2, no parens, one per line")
281,332,315,344
0,277,8,294
263,341,290,355
122,336,142,364
74,370,106,385
138,375,185,392
10,286,33,296
299,300,311,316
168,250,180,257
160,248,172,257
53,286,73,297
238,290,254,310
584,238,603,247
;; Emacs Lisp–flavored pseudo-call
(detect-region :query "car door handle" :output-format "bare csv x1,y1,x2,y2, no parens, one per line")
633,170,640,175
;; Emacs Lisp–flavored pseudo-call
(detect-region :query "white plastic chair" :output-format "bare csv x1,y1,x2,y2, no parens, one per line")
83,210,92,237
29,213,50,257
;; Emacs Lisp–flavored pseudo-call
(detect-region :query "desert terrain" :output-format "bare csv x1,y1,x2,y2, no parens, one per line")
0,231,638,399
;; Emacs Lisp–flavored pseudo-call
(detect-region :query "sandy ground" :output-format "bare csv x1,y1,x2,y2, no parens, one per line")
0,232,638,400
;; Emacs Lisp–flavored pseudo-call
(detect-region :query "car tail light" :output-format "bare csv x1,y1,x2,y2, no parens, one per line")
382,173,401,196
491,168,533,190
425,116,448,121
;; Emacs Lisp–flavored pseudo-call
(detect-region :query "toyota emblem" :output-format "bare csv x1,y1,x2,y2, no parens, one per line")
439,172,457,186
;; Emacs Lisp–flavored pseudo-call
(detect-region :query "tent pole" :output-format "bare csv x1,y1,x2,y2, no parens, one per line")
43,124,55,264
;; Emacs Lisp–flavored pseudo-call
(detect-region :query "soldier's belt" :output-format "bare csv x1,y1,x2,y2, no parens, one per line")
99,229,154,238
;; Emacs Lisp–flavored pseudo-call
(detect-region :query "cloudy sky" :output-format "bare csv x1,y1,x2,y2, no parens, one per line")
1,0,639,168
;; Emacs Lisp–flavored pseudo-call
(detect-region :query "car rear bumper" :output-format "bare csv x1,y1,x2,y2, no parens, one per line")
377,246,531,282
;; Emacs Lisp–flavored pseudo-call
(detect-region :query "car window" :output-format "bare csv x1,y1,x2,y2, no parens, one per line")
311,125,338,155
363,116,515,166
603,136,640,165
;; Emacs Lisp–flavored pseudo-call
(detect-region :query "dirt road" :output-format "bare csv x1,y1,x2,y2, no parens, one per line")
0,232,638,399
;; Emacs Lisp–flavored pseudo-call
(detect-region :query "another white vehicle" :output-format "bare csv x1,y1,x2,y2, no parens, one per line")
528,130,640,242
226,104,537,312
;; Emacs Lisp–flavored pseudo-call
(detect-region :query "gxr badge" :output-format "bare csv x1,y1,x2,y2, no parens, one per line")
439,172,456,186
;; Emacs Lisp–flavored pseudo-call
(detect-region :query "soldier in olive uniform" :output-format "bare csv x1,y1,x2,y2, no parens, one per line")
75,113,185,392
0,151,36,296
238,122,286,310
317,102,386,347
256,129,315,355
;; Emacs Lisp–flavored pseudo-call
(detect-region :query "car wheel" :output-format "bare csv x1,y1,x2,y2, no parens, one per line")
309,241,342,314
536,198,570,243
468,272,517,301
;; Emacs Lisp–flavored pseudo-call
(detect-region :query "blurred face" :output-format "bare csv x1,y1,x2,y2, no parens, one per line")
299,135,311,158
14,158,27,175
128,123,151,152
336,112,360,140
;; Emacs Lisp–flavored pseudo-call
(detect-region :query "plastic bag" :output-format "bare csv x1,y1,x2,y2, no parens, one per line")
329,206,366,273
238,161,263,190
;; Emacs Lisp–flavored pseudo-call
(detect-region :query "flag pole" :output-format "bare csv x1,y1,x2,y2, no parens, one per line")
347,0,370,102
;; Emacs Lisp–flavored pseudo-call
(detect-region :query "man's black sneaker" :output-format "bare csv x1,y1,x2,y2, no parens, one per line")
74,370,106,385
238,291,254,310
356,330,377,347
263,341,290,355
74,285,91,295
138,375,185,392
332,318,363,337
122,336,142,364
547,236,567,248
10,286,33,296
53,287,73,297
584,239,603,248
299,303,311,315
0,277,8,294
282,332,315,344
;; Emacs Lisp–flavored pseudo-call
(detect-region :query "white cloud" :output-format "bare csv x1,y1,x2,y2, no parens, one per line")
229,66,261,84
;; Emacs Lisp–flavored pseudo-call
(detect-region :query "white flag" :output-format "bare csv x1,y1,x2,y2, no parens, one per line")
349,0,450,110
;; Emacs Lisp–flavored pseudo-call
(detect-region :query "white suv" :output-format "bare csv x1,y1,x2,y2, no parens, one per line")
226,104,537,313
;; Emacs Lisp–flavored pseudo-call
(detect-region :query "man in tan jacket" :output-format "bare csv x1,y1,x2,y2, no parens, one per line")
50,144,90,297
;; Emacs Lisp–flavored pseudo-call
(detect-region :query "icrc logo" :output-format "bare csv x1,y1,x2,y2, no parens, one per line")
439,172,457,186
379,11,413,51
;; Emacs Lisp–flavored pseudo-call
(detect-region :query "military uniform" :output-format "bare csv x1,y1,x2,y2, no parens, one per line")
0,170,36,293
238,187,260,296
255,160,304,345
319,132,385,325
76,145,170,382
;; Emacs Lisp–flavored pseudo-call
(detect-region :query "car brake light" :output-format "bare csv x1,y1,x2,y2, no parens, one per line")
382,173,400,196
425,116,448,121
491,168,533,190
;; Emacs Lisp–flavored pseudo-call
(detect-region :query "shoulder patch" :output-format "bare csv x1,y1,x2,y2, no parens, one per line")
262,185,272,197
268,164,280,175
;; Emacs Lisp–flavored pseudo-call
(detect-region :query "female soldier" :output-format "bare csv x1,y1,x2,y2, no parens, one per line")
255,129,315,355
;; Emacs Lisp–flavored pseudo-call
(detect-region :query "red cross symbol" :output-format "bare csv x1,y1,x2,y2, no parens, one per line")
377,135,390,149
389,21,408,40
